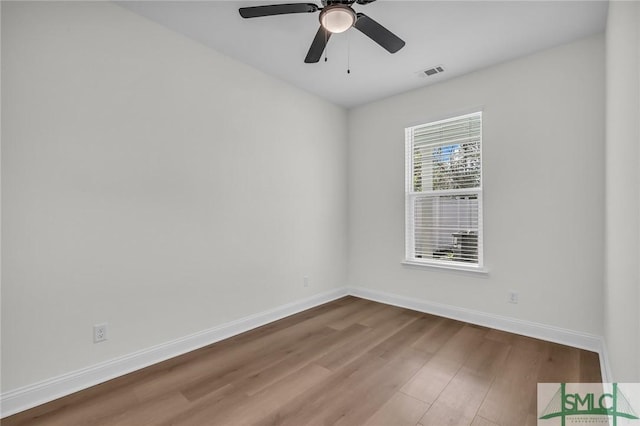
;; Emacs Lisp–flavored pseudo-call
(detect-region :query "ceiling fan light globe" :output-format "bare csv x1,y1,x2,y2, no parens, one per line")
320,7,355,33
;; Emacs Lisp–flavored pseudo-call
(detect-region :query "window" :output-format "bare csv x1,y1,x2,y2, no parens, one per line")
405,111,483,269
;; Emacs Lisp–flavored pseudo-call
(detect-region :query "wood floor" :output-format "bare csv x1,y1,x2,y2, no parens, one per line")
3,296,601,426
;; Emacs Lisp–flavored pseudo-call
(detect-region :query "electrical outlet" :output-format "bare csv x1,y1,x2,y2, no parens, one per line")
93,323,108,343
303,275,309,287
508,291,519,304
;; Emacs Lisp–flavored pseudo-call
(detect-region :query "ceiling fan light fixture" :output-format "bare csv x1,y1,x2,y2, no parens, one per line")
320,6,355,34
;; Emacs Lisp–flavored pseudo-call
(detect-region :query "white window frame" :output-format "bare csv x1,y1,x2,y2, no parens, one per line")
403,111,486,273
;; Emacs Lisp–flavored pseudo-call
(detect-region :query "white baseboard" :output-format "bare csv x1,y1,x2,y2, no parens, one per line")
0,287,349,418
1,286,612,418
348,286,611,382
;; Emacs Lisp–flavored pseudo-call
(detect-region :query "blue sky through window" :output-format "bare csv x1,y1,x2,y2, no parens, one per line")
434,144,459,163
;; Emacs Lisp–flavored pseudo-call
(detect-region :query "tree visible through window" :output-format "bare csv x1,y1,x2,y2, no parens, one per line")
405,112,483,267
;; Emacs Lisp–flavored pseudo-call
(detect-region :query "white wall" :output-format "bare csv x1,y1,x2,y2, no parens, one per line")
1,1,348,392
348,35,605,335
604,1,640,382
0,0,3,397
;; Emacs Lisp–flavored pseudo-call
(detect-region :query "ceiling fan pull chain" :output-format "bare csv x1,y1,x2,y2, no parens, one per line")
324,28,328,62
347,30,351,74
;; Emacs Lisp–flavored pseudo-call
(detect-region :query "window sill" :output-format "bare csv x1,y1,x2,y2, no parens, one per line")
401,259,489,275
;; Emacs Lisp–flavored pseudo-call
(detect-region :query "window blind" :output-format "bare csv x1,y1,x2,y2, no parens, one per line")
405,112,483,267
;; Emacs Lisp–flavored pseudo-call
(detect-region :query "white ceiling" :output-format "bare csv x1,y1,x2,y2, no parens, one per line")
119,1,608,108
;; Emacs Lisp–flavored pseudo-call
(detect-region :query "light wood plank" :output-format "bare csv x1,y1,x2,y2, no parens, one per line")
462,337,511,378
169,363,332,426
363,392,430,426
369,314,442,360
435,325,488,365
470,415,500,426
179,325,337,401
399,355,461,404
419,367,492,426
15,387,141,426
411,318,465,354
103,392,190,426
327,299,386,330
536,342,581,383
241,323,368,396
331,349,430,426
316,309,420,371
476,346,541,425
579,349,602,382
253,353,389,426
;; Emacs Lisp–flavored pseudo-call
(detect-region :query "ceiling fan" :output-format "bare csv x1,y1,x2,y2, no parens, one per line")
239,1,405,63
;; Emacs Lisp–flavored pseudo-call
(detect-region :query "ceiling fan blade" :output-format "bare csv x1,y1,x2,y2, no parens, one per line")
305,26,331,63
353,12,405,53
239,3,318,19
355,0,377,4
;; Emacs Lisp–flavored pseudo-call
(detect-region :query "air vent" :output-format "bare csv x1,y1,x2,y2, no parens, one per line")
423,65,444,76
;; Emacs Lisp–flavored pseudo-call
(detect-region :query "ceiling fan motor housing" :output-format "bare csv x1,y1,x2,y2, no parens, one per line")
319,5,356,33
